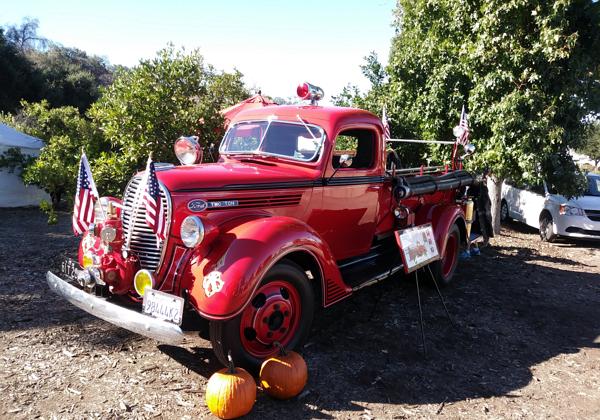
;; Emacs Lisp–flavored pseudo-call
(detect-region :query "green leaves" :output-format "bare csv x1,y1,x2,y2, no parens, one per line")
88,46,248,195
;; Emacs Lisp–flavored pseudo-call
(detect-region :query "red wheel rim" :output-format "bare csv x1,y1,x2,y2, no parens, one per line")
442,231,458,278
239,280,302,358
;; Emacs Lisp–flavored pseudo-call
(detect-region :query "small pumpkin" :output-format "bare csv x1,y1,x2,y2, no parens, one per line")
206,352,256,419
259,342,308,400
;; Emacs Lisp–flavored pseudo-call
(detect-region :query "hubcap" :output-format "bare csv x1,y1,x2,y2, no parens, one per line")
239,280,301,358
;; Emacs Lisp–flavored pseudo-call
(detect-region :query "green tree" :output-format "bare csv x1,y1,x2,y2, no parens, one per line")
578,122,600,170
29,45,114,112
0,101,106,207
366,0,600,233
0,29,38,112
89,46,248,195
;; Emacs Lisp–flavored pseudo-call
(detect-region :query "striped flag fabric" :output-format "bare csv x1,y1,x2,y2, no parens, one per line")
382,107,391,140
72,152,99,235
143,157,166,242
457,105,470,145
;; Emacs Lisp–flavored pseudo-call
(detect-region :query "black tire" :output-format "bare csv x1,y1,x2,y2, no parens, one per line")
209,261,315,372
500,200,510,223
539,213,557,242
430,224,460,287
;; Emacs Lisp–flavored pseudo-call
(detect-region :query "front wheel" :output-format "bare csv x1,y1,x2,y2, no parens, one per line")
430,224,460,286
539,213,557,242
209,261,315,372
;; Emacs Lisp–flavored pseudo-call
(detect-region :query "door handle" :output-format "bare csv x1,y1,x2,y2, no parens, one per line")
367,185,381,191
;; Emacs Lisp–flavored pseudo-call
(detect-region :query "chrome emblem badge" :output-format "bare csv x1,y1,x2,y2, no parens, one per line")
188,199,208,212
203,271,224,297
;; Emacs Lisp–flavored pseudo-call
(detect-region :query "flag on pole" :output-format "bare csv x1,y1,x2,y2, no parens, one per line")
143,157,167,242
72,152,99,235
382,107,391,140
457,105,470,145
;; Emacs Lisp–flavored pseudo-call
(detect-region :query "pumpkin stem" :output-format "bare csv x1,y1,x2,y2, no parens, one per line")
273,341,287,356
226,351,236,374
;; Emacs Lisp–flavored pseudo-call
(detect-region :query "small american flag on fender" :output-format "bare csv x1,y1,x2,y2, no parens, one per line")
72,152,99,235
143,157,166,242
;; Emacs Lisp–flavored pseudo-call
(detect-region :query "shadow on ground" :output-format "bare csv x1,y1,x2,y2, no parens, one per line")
2,209,599,418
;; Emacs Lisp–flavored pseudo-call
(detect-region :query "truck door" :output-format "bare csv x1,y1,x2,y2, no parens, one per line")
308,127,382,261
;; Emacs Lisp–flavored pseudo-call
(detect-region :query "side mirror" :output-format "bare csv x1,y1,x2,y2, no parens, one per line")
339,154,353,168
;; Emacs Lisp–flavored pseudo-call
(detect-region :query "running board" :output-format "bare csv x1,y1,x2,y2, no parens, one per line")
351,263,404,291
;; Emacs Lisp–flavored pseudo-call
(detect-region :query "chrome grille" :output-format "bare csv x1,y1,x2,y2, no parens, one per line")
121,175,171,272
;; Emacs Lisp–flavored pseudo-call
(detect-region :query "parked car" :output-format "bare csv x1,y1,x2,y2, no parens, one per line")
501,173,600,242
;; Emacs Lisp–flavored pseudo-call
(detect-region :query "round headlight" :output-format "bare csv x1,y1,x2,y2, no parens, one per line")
100,226,117,243
180,216,204,248
134,269,154,296
174,136,202,165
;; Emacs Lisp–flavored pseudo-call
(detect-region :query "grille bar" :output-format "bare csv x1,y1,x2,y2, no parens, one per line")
121,175,171,272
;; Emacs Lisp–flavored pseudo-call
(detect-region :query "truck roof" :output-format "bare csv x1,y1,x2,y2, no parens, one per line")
230,105,384,137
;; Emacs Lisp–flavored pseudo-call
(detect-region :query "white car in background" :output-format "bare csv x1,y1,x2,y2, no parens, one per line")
501,173,600,242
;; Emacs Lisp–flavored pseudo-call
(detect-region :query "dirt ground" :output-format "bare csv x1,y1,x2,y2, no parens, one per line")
1,208,599,419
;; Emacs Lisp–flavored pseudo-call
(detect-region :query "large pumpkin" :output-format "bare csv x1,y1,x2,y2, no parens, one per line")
259,342,308,400
206,352,256,419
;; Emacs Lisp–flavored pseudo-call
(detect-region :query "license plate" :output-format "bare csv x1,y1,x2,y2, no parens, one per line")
142,289,185,325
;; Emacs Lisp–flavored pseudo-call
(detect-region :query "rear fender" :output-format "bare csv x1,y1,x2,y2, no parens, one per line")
415,203,466,257
180,216,348,320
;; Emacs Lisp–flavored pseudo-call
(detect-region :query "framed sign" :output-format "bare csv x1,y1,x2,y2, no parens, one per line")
395,223,440,274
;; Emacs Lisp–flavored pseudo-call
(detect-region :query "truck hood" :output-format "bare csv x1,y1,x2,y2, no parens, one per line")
157,161,319,192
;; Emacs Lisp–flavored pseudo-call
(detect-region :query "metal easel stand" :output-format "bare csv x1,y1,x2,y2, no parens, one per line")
413,265,457,357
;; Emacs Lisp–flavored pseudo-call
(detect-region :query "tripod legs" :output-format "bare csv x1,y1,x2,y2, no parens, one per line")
415,269,427,356
427,265,456,329
414,265,457,357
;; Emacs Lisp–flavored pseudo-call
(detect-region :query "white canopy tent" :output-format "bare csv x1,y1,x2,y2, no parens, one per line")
0,123,50,207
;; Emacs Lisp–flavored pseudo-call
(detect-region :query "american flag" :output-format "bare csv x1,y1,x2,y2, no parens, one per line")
382,107,391,140
457,105,470,145
72,152,99,235
143,157,166,242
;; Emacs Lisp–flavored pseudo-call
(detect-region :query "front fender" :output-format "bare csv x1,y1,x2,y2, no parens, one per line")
180,216,347,320
415,203,466,257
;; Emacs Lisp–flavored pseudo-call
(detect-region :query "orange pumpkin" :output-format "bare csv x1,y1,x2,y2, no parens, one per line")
206,352,256,419
259,342,308,400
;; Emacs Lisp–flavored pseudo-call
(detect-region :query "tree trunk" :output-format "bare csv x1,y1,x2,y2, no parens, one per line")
487,175,504,235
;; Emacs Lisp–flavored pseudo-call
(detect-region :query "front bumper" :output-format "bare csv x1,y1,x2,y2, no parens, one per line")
46,271,184,345
554,215,600,240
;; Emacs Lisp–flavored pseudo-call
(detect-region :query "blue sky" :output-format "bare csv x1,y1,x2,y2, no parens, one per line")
3,0,396,101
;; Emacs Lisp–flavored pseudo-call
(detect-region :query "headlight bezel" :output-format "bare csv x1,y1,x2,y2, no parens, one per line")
180,216,205,248
174,136,202,166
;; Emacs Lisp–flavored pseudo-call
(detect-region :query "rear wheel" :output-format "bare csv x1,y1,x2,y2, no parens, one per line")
209,261,315,372
430,224,460,286
539,213,557,242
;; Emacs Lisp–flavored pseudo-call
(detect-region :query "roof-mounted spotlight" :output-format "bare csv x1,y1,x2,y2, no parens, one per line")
297,82,324,106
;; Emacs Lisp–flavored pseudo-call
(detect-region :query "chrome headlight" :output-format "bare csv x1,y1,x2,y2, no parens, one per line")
180,216,204,248
174,136,202,165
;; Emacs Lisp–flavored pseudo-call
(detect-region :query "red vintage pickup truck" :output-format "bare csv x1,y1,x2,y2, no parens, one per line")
48,83,477,370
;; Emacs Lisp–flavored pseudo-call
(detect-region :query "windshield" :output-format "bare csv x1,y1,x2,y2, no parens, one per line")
585,175,600,197
220,120,325,162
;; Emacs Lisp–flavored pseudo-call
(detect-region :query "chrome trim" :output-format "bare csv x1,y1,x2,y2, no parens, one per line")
351,264,404,291
46,271,183,345
121,176,172,272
